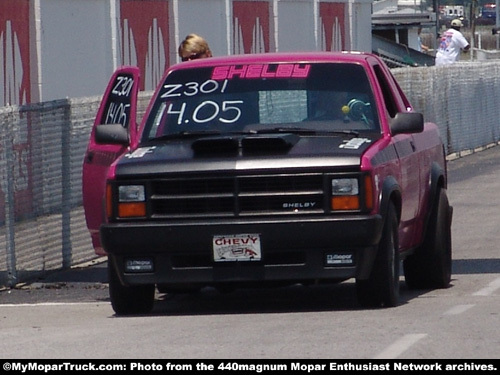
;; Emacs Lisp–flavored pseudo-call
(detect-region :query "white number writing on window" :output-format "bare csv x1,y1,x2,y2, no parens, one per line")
167,102,187,125
166,100,243,125
106,102,130,126
161,79,228,99
193,101,219,123
220,101,243,123
111,76,134,97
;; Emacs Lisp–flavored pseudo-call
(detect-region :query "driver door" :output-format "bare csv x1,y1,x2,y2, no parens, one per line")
82,66,141,255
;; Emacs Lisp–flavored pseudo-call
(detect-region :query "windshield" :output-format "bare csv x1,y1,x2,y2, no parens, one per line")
143,62,379,142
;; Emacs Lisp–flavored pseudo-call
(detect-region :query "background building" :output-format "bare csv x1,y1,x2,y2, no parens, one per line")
1,0,373,106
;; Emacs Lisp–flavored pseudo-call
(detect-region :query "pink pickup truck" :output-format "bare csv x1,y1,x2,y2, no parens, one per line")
82,52,452,315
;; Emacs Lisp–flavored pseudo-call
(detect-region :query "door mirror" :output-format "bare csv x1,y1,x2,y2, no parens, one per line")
95,124,129,145
390,112,424,135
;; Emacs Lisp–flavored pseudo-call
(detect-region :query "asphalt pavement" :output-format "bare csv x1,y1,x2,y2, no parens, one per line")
0,257,109,304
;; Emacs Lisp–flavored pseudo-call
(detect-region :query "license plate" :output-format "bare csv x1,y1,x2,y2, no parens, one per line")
213,234,261,262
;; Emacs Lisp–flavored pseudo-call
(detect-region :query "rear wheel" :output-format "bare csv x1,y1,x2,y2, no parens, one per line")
108,261,155,315
404,188,452,289
356,202,400,308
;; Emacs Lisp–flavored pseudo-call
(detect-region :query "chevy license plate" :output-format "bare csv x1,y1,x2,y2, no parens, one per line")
213,234,261,262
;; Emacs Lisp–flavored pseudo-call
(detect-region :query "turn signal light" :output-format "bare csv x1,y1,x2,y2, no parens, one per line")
118,202,146,218
331,196,360,210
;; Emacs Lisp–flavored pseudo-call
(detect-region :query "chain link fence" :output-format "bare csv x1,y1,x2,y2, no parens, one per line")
392,60,500,155
1,61,500,287
0,93,152,287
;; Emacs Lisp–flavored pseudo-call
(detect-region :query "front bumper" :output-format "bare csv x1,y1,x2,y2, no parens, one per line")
101,215,383,286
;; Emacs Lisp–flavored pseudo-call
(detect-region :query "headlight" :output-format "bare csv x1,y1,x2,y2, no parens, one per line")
330,176,373,211
119,185,145,202
331,178,359,195
116,185,146,218
331,178,360,211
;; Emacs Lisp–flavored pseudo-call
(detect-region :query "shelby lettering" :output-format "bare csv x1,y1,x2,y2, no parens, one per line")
212,64,311,80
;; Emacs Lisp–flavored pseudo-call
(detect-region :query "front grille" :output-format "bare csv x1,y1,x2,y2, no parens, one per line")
149,173,326,218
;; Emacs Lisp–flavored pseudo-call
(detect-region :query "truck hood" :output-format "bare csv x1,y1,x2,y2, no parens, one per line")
114,133,382,176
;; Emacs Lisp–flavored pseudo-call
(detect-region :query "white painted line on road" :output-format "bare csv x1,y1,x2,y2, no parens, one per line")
443,304,475,315
373,333,427,359
473,277,500,296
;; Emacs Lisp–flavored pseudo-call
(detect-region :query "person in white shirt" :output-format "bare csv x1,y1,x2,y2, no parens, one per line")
435,19,470,66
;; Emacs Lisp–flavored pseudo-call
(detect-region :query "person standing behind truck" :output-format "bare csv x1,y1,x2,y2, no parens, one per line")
417,28,430,53
435,19,470,65
178,33,213,62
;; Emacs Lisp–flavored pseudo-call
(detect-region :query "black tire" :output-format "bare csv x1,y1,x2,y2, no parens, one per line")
108,261,155,315
404,188,452,289
356,202,400,308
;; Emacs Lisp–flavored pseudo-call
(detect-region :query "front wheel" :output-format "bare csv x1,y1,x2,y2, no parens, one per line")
356,202,400,308
108,261,155,315
404,188,452,289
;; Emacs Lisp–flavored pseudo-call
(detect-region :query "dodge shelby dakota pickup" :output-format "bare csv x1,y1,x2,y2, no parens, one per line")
82,52,452,315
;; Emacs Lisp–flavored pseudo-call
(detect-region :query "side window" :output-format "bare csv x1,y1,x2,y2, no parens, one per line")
373,65,398,118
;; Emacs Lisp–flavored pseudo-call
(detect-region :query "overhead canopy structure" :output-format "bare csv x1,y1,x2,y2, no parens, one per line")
372,1,437,67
